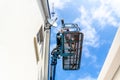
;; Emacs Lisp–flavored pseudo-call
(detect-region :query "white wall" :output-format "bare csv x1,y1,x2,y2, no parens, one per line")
0,0,46,80
113,66,120,80
36,29,50,80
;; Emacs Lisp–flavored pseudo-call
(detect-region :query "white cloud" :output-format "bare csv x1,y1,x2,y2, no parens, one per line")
74,6,99,48
74,0,120,47
110,0,120,17
49,0,71,10
78,75,96,80
82,26,99,47
92,6,110,26
91,1,120,27
100,0,120,17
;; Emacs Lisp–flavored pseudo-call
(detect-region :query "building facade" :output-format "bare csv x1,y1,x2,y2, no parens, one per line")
98,27,120,80
0,0,50,80
34,0,50,80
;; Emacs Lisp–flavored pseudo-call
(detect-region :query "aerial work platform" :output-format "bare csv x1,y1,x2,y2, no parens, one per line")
50,19,84,80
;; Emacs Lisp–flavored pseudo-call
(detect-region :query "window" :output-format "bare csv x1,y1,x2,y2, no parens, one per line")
37,26,44,44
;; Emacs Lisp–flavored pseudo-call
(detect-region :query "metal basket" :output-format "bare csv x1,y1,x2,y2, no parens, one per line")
62,31,83,70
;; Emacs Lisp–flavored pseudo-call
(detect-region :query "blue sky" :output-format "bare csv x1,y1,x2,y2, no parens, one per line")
48,0,120,80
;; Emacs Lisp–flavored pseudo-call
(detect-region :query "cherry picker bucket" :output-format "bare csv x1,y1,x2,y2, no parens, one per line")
59,20,84,70
62,31,83,70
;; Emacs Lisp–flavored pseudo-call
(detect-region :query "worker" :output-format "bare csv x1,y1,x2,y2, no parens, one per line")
64,28,76,53
57,28,77,54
